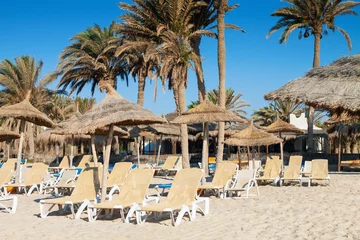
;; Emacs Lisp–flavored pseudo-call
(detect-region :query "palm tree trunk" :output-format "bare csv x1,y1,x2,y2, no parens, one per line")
28,123,35,160
177,82,190,168
137,71,146,107
114,136,120,154
307,33,321,153
191,38,207,102
216,0,228,164
15,120,26,183
100,124,114,202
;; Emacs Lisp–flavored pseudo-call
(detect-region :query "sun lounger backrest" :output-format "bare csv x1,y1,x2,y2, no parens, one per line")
57,169,78,185
22,163,48,185
289,156,302,169
312,159,328,179
161,156,179,169
263,158,281,178
303,161,312,173
107,162,132,187
117,169,154,203
58,156,70,169
0,168,13,186
234,169,253,189
167,168,203,206
4,158,17,168
212,162,237,186
283,165,301,179
76,155,93,169
173,156,182,170
71,167,100,200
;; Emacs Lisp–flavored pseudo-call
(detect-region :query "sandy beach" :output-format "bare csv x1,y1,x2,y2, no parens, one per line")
1,174,358,240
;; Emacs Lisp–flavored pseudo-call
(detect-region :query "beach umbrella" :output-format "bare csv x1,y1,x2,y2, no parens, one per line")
265,117,305,135
265,54,360,116
0,94,54,182
51,111,89,167
225,121,283,170
0,127,20,160
67,81,166,202
140,121,181,166
171,98,246,177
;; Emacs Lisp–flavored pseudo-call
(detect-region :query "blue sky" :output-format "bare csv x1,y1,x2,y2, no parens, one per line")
1,0,359,116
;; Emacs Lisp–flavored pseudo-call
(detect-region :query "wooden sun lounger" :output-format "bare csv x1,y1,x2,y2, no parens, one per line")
338,160,360,171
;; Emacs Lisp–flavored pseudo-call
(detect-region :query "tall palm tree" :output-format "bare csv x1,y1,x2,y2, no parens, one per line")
152,30,200,168
267,0,360,152
215,0,228,163
118,0,216,103
57,21,127,95
0,56,58,159
188,88,250,117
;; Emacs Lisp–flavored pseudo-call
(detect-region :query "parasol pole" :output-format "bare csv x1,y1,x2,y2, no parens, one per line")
337,133,341,172
91,135,98,167
100,124,114,202
6,140,10,160
246,146,251,169
135,137,141,167
156,134,163,167
55,143,59,165
280,141,284,172
202,122,209,178
15,119,26,183
237,146,241,170
70,134,74,168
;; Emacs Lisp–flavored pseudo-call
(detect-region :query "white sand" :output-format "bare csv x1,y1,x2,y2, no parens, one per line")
1,174,359,240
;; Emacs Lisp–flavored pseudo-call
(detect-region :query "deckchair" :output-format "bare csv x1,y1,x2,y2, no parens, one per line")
224,169,259,198
0,196,18,213
43,169,78,195
87,169,155,223
280,165,302,186
288,155,303,168
40,167,101,219
302,161,312,177
8,163,48,196
0,167,14,196
308,159,330,187
155,156,181,176
49,156,70,173
256,156,281,185
106,162,132,196
136,168,204,226
198,162,238,198
76,155,93,169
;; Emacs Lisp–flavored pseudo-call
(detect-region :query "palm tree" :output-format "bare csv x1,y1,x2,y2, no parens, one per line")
118,0,217,104
75,97,96,114
252,100,303,126
152,30,200,168
188,88,249,117
267,0,360,152
0,56,58,159
57,21,127,95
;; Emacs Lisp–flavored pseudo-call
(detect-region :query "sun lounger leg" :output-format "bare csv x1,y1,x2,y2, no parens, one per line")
0,196,18,213
10,196,18,213
74,200,89,220
87,206,101,222
108,185,120,198
27,184,38,196
174,206,191,226
125,203,140,223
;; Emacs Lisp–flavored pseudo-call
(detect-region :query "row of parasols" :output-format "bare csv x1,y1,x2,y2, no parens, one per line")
0,82,304,201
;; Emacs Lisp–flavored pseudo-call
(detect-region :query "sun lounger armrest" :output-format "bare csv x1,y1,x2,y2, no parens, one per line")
143,196,160,206
224,179,235,191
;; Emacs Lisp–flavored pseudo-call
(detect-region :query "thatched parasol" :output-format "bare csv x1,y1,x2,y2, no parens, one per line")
0,127,20,160
225,121,283,169
172,99,246,177
0,93,54,182
265,117,305,135
67,81,166,202
0,127,20,142
264,54,360,114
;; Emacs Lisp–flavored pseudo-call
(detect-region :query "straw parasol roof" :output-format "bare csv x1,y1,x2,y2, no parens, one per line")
265,54,360,114
265,117,305,134
225,121,283,146
142,123,180,136
36,129,91,144
0,98,54,127
68,82,167,135
0,127,20,142
171,99,247,124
